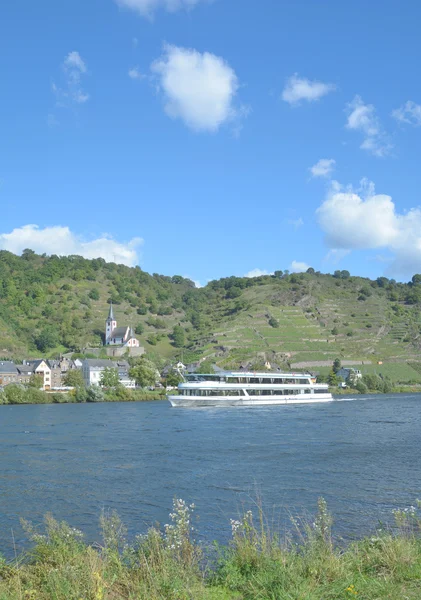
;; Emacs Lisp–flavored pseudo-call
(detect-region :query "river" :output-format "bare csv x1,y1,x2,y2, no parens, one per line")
0,394,420,555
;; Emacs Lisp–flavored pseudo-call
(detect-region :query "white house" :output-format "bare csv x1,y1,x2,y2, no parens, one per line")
82,359,136,388
24,360,52,390
105,304,140,348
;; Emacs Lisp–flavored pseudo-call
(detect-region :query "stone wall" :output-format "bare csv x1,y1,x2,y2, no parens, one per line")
81,346,145,358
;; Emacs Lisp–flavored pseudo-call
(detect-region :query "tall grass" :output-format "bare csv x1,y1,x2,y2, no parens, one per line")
0,499,420,599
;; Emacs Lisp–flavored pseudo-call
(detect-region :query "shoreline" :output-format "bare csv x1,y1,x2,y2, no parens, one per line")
1,500,420,599
1,388,420,406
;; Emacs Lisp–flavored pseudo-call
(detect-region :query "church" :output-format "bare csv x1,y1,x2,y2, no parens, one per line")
105,304,140,348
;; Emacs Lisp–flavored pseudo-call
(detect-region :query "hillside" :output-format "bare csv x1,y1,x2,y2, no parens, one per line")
1,250,421,381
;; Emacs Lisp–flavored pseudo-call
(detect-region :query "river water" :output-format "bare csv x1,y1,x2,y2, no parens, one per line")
0,394,420,555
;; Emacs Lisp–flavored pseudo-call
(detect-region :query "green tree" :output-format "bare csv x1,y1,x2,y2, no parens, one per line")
355,380,368,394
226,286,242,299
327,370,338,386
172,325,185,348
86,386,104,402
382,377,393,393
28,374,44,389
34,327,59,352
100,368,120,388
63,369,85,388
268,316,279,328
75,386,88,403
412,274,421,285
129,359,157,388
88,288,100,300
135,323,144,336
5,384,25,404
333,358,341,374
25,388,49,404
331,326,339,336
377,277,389,287
166,371,182,387
190,312,204,330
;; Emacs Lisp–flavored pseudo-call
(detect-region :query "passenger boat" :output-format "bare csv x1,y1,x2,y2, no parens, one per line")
167,371,332,407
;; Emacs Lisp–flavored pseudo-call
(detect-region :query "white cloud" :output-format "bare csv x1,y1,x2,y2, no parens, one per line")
128,66,144,80
310,158,336,178
64,51,87,73
345,95,391,157
290,260,310,273
52,51,90,107
0,225,142,267
115,0,208,18
392,101,421,127
151,44,245,132
244,268,271,278
316,181,421,276
287,217,304,229
282,74,336,106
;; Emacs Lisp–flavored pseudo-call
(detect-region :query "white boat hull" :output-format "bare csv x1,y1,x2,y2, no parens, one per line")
168,393,333,408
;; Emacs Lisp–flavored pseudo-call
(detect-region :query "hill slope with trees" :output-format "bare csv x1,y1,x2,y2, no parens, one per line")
1,251,421,381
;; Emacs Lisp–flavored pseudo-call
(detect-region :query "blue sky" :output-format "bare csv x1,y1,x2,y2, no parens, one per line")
1,0,421,284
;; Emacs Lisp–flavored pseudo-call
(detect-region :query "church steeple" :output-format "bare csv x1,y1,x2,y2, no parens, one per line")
105,303,117,345
107,302,115,322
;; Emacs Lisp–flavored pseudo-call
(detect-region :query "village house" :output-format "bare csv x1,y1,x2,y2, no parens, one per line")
105,304,140,348
0,360,55,389
161,361,186,377
23,360,52,390
116,361,136,388
15,364,33,384
82,358,135,388
0,362,19,386
47,357,77,388
336,367,362,382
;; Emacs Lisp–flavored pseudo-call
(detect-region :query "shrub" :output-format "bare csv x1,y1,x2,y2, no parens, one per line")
88,288,100,300
5,384,25,404
86,386,104,402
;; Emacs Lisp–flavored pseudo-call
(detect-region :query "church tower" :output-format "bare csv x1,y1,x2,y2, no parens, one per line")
105,303,117,345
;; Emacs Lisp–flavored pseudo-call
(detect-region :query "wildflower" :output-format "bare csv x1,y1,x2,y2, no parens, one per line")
346,584,358,595
230,519,241,535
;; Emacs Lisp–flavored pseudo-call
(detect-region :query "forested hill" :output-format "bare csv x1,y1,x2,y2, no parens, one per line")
1,250,421,374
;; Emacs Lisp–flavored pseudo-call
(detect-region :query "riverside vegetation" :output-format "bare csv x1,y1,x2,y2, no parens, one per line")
0,383,165,405
1,250,421,389
1,498,421,599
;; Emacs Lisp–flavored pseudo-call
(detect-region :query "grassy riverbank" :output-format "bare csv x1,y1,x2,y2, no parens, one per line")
1,500,420,599
1,382,420,405
332,385,421,396
0,386,166,405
